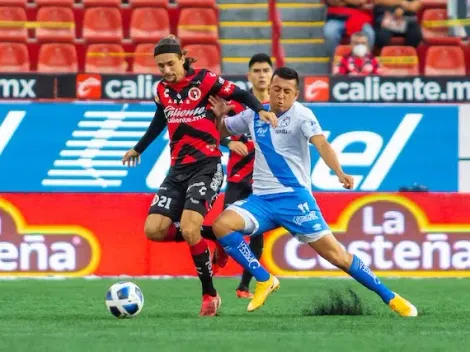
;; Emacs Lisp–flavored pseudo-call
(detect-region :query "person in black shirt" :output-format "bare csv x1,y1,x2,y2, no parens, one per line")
374,0,423,49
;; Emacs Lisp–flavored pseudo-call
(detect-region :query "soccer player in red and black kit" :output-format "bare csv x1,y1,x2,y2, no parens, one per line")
218,54,273,299
122,35,277,316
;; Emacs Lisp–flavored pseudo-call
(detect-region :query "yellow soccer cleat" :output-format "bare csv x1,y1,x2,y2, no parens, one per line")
388,292,418,317
247,275,280,312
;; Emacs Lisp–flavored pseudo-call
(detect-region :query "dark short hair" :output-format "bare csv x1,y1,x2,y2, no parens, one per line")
248,53,273,69
271,67,299,88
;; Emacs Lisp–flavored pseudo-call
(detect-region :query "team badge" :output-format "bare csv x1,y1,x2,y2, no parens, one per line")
188,87,202,101
279,116,291,128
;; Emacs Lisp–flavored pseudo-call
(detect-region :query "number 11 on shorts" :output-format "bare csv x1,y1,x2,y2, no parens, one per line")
298,202,309,214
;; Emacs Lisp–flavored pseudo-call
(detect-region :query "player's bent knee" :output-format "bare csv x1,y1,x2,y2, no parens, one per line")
213,210,245,238
180,225,202,246
180,210,204,246
144,215,171,242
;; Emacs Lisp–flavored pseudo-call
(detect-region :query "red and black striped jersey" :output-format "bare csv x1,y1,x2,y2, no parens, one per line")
156,69,235,167
133,68,265,171
225,100,255,184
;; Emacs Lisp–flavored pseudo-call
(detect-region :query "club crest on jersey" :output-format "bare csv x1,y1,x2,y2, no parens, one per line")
188,87,202,101
279,116,291,128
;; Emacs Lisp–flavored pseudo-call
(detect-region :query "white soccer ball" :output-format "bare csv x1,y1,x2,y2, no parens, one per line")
105,281,144,318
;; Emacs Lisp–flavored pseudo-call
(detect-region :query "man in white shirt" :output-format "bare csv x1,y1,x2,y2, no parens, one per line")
209,67,417,317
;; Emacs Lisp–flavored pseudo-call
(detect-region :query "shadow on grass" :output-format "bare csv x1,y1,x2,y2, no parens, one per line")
302,288,371,316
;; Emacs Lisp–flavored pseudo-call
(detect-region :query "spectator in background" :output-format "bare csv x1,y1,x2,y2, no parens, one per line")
324,0,375,57
374,0,423,49
447,0,469,39
334,31,381,75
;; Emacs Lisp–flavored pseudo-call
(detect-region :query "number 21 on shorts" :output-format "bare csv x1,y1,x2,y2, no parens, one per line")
151,195,172,210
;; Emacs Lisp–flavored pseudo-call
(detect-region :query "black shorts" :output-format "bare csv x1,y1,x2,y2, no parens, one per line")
149,158,224,221
223,181,253,209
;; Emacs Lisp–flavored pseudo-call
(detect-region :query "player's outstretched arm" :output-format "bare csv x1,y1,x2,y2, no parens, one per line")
209,95,235,139
209,95,252,140
310,135,355,189
122,107,167,167
214,76,277,127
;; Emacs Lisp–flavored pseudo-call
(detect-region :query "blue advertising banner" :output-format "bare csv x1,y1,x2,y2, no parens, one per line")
0,102,458,192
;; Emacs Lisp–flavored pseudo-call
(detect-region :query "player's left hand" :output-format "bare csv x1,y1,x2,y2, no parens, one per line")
208,96,235,118
338,173,355,190
259,110,278,128
122,148,141,167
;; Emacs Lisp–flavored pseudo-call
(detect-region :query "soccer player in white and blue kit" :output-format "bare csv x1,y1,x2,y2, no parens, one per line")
210,67,417,317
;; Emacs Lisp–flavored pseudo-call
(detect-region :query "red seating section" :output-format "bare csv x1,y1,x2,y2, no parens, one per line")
130,7,170,43
183,44,221,74
380,46,419,76
424,46,466,76
0,42,29,71
0,1,468,75
38,42,77,72
36,6,74,42
0,1,221,73
85,43,127,73
0,6,27,42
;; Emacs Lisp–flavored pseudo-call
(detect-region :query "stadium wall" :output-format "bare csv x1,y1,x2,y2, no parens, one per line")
0,102,468,277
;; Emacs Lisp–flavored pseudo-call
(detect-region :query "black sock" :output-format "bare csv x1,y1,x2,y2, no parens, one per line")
172,222,185,242
190,240,217,297
174,230,184,242
200,225,217,242
238,235,264,290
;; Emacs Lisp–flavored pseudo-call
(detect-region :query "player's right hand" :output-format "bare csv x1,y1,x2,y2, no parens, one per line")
338,173,355,190
259,110,278,128
208,96,235,118
122,149,141,167
228,141,248,156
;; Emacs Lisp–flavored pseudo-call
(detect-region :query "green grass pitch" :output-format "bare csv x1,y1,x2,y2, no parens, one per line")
1,278,469,352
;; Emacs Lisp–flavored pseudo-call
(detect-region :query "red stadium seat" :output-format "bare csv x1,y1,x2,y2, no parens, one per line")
176,0,215,7
177,7,218,45
129,0,168,7
36,6,75,42
0,6,27,42
380,46,419,76
83,0,122,7
0,0,27,5
37,43,78,72
36,0,74,6
83,7,123,43
421,9,461,45
86,43,127,73
133,43,159,73
130,8,170,43
183,44,221,74
421,0,447,7
424,46,466,76
332,45,351,73
0,42,29,72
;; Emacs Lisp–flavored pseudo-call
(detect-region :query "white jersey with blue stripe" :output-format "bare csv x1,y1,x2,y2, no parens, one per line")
224,101,323,195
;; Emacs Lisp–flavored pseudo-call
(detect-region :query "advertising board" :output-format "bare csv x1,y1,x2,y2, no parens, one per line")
0,102,459,192
0,193,469,277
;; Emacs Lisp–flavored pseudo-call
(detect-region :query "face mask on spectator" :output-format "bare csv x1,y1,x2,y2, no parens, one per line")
353,44,368,57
